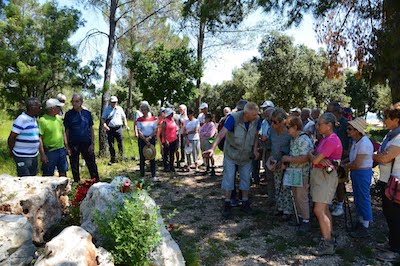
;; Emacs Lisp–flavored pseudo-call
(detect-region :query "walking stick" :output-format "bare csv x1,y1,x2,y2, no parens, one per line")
290,188,300,225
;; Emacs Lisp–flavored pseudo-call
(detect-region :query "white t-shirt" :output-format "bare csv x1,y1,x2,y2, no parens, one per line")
184,119,200,140
349,136,373,169
379,134,400,182
198,113,205,124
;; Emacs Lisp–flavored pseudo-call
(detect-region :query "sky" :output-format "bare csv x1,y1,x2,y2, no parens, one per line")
61,1,323,86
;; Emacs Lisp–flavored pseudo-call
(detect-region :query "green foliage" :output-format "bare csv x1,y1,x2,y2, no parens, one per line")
94,190,161,265
0,0,100,115
256,31,349,109
127,45,201,106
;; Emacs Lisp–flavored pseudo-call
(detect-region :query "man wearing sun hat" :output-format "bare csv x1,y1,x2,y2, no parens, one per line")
101,96,130,165
342,117,373,238
38,98,69,176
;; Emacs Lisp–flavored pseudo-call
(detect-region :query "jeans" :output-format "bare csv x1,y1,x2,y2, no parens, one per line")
69,142,99,182
13,155,38,177
221,156,252,191
107,126,123,162
138,137,156,177
42,148,68,176
186,139,200,165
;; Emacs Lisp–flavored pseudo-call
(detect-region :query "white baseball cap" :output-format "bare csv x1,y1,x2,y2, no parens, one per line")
46,98,65,109
260,100,274,108
290,107,301,113
200,102,208,109
57,93,66,102
110,96,118,102
165,108,174,117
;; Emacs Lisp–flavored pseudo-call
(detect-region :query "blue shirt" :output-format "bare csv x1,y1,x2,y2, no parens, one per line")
101,105,126,127
223,114,261,132
64,109,94,145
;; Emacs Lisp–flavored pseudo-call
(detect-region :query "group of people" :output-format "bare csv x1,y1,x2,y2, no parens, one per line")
8,93,99,182
8,94,400,261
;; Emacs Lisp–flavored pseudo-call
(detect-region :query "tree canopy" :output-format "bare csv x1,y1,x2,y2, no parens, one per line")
0,0,98,111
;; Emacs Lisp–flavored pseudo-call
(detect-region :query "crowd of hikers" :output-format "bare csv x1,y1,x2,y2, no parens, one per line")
7,94,400,261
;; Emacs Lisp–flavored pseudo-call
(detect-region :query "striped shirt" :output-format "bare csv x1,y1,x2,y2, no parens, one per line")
11,112,40,157
137,116,157,137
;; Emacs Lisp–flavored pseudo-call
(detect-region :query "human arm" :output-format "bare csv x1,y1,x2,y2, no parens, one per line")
373,145,400,164
39,136,49,164
203,127,228,158
343,154,369,170
64,129,71,155
7,132,18,156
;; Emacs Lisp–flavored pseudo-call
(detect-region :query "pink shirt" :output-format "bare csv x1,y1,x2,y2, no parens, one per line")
162,118,178,143
315,133,343,167
199,122,216,139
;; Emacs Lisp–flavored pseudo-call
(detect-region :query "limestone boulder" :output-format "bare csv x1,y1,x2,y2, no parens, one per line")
0,174,70,244
34,226,114,266
80,176,185,266
0,214,36,265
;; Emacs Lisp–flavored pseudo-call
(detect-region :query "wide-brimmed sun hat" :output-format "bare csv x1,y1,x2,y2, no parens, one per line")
143,144,156,160
348,117,368,135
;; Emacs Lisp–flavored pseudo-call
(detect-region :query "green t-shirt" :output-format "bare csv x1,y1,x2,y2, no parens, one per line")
38,114,64,151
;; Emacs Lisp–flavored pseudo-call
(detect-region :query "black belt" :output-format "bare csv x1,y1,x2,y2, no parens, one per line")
109,125,122,129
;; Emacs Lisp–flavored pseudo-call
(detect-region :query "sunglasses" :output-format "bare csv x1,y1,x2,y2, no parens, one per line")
272,120,281,125
346,127,355,131
285,125,292,129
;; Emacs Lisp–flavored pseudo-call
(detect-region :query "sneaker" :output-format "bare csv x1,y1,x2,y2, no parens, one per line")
331,206,344,217
108,161,116,166
350,225,370,238
297,221,311,233
223,201,232,218
153,176,159,182
240,200,253,215
312,239,335,256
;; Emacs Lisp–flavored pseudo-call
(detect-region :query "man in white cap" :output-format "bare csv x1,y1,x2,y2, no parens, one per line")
8,97,42,176
198,102,208,126
101,96,130,165
57,93,67,119
38,98,69,176
290,107,301,117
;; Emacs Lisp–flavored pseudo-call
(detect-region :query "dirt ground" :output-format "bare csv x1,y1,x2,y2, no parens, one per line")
148,155,397,266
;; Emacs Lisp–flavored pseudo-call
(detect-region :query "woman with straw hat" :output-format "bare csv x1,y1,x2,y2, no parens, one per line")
342,117,373,238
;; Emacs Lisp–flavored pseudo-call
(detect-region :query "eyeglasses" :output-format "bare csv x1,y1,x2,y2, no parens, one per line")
346,127,355,131
272,120,281,125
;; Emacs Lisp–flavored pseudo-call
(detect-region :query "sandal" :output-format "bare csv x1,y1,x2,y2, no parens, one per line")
376,250,399,262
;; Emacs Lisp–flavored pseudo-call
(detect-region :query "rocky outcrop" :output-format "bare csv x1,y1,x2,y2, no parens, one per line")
81,176,185,266
34,226,114,266
0,174,70,244
0,214,36,265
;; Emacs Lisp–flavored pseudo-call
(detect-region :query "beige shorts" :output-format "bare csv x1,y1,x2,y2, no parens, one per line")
310,168,338,204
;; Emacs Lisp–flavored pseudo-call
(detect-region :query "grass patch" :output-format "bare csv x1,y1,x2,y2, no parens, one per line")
204,239,225,266
199,224,212,231
239,250,249,257
273,240,289,252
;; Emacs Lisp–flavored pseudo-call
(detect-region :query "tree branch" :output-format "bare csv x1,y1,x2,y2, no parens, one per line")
117,0,136,9
116,0,175,41
78,29,109,49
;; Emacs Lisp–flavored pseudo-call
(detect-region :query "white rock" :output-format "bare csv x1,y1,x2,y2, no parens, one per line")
0,174,70,244
80,177,185,266
34,226,113,266
0,214,36,265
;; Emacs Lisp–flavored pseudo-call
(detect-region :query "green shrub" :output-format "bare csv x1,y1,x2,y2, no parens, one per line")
94,190,161,266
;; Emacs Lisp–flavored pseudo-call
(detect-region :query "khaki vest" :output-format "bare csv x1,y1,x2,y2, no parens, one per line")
224,111,259,165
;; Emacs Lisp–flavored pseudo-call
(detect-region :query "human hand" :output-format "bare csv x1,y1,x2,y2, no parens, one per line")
203,149,214,158
88,144,94,154
41,154,49,164
126,126,130,131
104,125,110,131
281,155,290,163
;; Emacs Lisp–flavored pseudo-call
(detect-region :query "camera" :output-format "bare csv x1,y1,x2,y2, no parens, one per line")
325,166,334,174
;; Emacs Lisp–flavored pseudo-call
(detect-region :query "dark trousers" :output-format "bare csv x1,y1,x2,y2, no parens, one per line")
163,139,178,171
69,143,99,182
13,155,38,177
383,191,400,252
180,134,185,161
138,137,156,177
107,126,123,162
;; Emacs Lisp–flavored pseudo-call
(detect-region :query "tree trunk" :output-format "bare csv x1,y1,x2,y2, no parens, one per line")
98,0,117,157
126,70,133,119
196,20,206,110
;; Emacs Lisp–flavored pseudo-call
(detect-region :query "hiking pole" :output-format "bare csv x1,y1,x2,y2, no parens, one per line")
290,188,300,225
343,188,354,231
